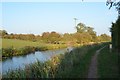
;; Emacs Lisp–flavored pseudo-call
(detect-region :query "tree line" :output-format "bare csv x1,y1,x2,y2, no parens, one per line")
0,22,111,45
107,0,120,52
110,17,120,52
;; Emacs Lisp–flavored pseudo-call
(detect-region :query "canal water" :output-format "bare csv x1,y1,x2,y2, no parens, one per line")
0,48,70,74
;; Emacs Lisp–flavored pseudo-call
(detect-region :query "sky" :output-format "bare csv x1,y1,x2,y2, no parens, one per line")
1,2,118,36
1,0,110,2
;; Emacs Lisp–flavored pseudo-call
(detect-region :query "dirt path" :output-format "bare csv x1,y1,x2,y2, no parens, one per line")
87,46,106,78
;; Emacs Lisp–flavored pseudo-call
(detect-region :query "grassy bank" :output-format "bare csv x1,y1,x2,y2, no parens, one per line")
55,43,107,78
98,45,119,78
2,42,107,78
1,39,67,58
2,39,42,49
2,39,67,49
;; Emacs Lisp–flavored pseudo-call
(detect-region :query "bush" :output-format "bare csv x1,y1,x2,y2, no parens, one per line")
2,43,108,78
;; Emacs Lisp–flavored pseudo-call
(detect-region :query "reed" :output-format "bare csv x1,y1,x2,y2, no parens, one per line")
2,43,108,78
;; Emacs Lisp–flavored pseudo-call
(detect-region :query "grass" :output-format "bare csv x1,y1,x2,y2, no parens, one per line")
1,39,67,58
2,42,108,78
55,43,107,78
2,39,66,49
98,45,119,78
2,39,42,48
2,54,63,78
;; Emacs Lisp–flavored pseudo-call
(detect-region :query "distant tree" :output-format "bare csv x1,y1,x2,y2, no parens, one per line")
63,33,72,41
41,31,61,44
76,23,87,33
74,32,92,44
76,22,97,42
86,27,95,35
42,32,50,43
2,30,8,36
35,35,42,42
0,30,8,37
49,31,61,44
86,27,97,42
62,33,77,45
28,34,35,41
98,34,111,42
0,30,8,38
0,30,2,37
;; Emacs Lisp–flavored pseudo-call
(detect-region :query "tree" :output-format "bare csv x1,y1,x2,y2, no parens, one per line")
86,27,97,42
42,31,61,44
76,23,87,33
106,0,120,15
0,30,8,37
49,31,61,44
98,34,111,42
110,17,120,51
106,0,120,51
76,22,97,42
74,32,92,44
42,32,50,43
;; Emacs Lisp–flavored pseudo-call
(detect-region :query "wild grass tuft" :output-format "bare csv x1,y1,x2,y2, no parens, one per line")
2,43,108,78
98,45,119,78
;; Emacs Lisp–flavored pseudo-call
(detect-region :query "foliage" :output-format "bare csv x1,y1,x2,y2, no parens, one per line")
2,23,111,45
106,0,120,15
106,0,120,52
2,43,107,78
98,33,111,42
55,42,107,78
75,22,98,42
2,44,67,58
1,24,111,57
2,39,67,58
110,16,120,52
2,46,41,57
73,32,92,44
2,54,63,78
1,22,111,57
50,31,61,43
98,45,119,78
76,23,87,33
0,30,8,37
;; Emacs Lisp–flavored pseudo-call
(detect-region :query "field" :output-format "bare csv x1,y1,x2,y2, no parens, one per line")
1,39,67,57
2,39,41,48
2,39,65,49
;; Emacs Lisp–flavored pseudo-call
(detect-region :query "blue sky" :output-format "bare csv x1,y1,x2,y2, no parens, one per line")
1,2,118,35
1,0,107,2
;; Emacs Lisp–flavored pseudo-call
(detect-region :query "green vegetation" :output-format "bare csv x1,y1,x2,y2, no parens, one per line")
107,0,120,52
0,22,111,45
2,39,43,48
0,22,111,58
98,45,119,78
2,43,107,78
55,43,107,78
2,39,67,49
1,39,67,58
110,17,120,52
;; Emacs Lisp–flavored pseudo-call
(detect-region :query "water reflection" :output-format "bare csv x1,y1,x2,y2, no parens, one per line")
1,48,67,74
